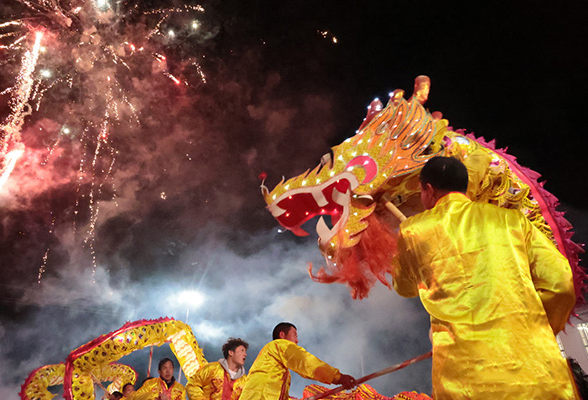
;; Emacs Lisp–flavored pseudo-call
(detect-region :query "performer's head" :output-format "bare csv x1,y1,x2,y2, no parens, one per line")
272,322,298,344
222,338,249,368
122,383,135,397
158,357,175,381
122,382,135,398
419,156,469,209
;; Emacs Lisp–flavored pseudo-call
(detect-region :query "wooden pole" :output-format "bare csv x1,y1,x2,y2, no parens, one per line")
147,345,154,377
383,200,407,222
90,373,110,399
301,351,432,400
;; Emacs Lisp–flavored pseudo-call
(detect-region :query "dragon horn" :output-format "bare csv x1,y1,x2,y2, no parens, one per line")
260,181,269,198
259,171,271,201
413,75,431,105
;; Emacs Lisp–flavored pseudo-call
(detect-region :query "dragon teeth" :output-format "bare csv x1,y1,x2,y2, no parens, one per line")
316,216,335,242
311,188,329,207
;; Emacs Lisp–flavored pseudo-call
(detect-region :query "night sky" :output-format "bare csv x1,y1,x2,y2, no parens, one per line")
1,1,587,399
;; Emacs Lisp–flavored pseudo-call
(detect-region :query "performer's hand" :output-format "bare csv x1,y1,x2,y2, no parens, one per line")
334,374,356,389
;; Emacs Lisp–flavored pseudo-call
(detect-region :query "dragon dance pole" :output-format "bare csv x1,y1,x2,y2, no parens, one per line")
90,373,111,397
383,200,407,222
147,345,154,377
302,351,432,400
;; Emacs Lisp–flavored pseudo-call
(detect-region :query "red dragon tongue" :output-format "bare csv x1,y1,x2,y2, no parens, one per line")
289,225,309,237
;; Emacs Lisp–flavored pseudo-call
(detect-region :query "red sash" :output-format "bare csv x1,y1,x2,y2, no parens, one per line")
221,370,236,400
159,378,173,399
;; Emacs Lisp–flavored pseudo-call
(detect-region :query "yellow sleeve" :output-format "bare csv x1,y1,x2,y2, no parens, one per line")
524,216,575,334
392,229,419,298
185,365,214,400
172,382,186,400
129,379,157,400
282,343,340,384
231,375,248,400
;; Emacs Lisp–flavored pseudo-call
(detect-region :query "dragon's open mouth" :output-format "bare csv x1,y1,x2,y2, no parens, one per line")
268,173,359,241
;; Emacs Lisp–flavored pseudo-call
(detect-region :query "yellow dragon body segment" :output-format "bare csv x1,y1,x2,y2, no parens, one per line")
262,76,585,300
19,363,137,400
20,317,207,400
19,364,66,400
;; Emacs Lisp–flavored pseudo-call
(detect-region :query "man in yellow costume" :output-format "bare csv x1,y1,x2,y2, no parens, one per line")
122,383,135,400
392,156,577,399
240,322,355,400
131,358,186,400
186,338,249,400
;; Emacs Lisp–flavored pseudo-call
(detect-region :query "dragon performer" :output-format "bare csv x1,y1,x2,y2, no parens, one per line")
261,75,585,301
20,317,207,400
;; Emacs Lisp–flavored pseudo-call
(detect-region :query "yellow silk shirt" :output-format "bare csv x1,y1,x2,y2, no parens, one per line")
130,377,186,400
239,339,341,400
393,193,577,400
186,361,247,400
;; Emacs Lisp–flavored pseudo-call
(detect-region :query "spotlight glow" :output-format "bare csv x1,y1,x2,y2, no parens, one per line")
174,290,206,309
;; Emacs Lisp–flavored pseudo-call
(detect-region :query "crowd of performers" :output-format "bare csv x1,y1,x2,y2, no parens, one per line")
107,156,579,400
106,322,355,400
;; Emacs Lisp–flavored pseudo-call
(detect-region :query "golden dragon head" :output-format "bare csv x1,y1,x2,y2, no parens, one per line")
262,76,440,248
262,76,585,300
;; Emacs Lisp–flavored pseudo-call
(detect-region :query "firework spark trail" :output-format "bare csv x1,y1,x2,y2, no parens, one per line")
1,31,43,147
0,0,207,276
37,247,49,283
0,21,27,51
84,108,117,281
0,31,43,191
0,144,25,190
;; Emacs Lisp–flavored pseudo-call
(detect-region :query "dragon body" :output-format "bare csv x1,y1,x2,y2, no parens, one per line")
20,363,137,400
20,317,207,400
262,76,585,300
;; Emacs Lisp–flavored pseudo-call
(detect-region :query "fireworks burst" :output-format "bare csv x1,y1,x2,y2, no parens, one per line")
0,0,208,280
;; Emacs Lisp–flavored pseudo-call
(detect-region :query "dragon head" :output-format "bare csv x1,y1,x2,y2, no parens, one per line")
262,76,585,300
262,76,442,249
